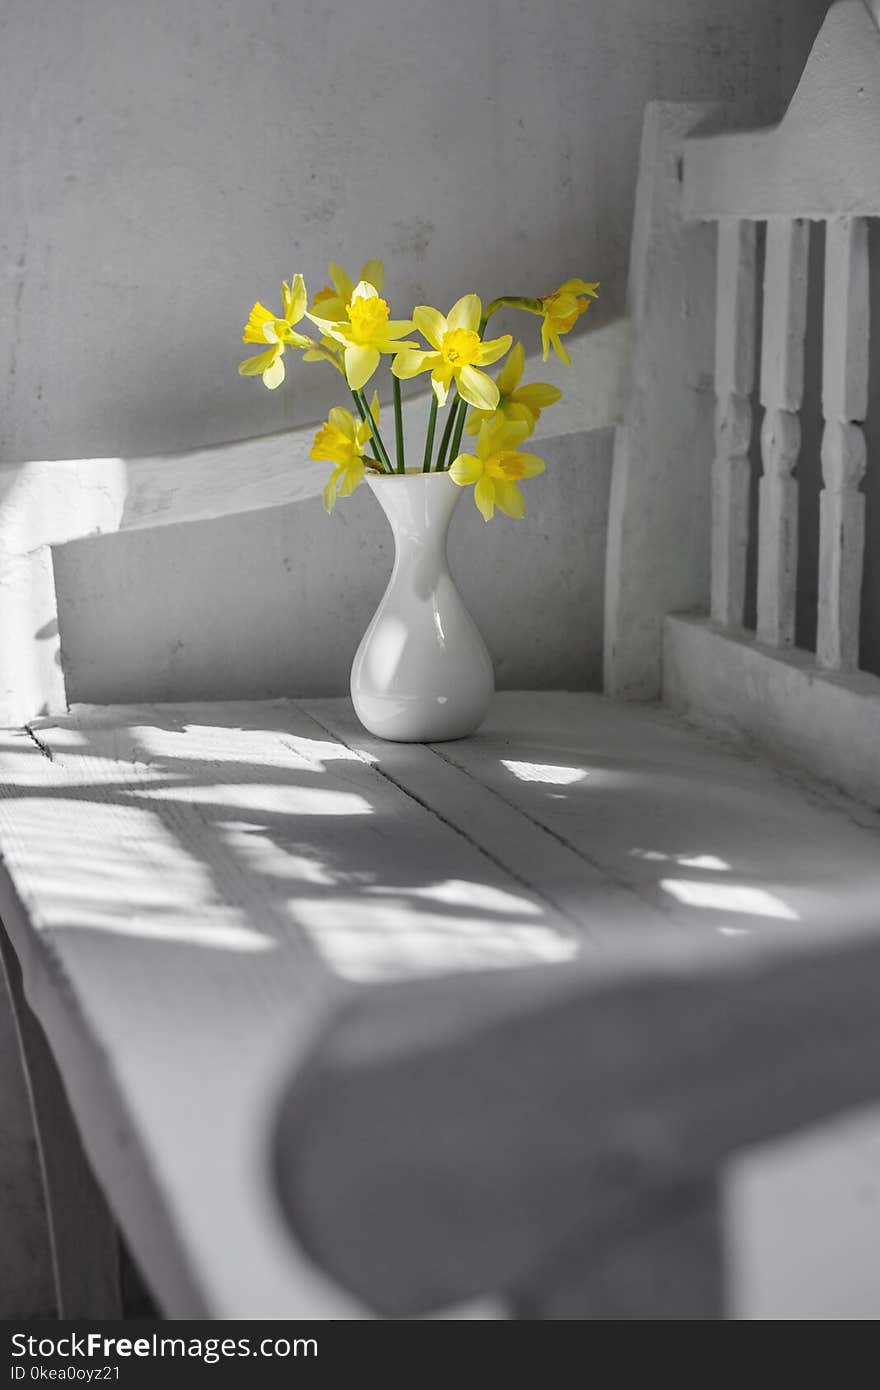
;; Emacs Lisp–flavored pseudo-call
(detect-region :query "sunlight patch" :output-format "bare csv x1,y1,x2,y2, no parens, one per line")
661,878,799,920
501,759,587,785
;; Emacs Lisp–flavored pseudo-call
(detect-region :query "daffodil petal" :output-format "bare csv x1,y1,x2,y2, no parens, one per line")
337,459,366,498
449,454,484,486
560,278,599,297
515,383,563,409
238,347,277,377
351,280,378,303
368,391,380,427
492,480,526,519
456,364,500,411
328,262,354,304
446,294,481,333
432,365,455,407
474,477,496,521
383,320,417,338
494,417,532,450
550,331,571,366
262,352,286,389
495,341,525,396
359,260,384,292
541,319,552,362
323,468,343,513
286,274,307,322
412,305,447,350
516,452,546,478
344,344,380,391
392,348,439,379
503,401,537,430
328,406,355,438
464,406,493,436
476,333,512,367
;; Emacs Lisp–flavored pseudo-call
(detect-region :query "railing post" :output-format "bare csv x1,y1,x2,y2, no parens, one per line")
756,219,809,648
817,217,869,672
711,220,756,630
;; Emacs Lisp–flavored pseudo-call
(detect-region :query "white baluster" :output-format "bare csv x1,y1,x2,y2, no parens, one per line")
817,217,869,671
712,220,756,629
757,219,809,648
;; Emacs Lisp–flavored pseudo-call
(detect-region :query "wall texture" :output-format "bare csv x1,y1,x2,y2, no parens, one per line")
0,0,830,463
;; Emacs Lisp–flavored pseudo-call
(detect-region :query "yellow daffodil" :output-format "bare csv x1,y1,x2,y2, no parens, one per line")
238,275,312,389
308,281,416,391
537,278,599,365
309,259,384,320
449,416,546,521
310,396,381,512
392,295,512,410
465,341,562,435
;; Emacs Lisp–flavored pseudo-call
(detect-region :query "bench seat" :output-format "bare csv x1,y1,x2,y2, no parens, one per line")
2,691,880,1318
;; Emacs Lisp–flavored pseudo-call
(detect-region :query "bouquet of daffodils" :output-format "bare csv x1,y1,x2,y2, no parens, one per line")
239,260,598,520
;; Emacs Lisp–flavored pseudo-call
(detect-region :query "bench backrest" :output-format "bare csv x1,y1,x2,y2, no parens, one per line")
605,0,880,803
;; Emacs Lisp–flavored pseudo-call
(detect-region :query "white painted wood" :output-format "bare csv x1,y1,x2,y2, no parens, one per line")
817,218,869,672
0,329,625,729
664,614,880,806
6,694,880,1315
5,699,570,1316
684,2,880,220
711,221,756,631
604,102,717,699
756,219,809,649
822,217,870,424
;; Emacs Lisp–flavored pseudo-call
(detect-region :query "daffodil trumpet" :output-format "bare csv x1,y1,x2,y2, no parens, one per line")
238,258,597,517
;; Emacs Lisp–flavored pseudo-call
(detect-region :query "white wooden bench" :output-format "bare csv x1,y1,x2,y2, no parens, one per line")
2,0,880,1320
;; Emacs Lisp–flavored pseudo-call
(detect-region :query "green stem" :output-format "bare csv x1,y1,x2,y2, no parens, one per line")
483,295,542,322
352,389,393,473
392,376,405,473
421,395,438,473
448,390,470,466
434,391,462,472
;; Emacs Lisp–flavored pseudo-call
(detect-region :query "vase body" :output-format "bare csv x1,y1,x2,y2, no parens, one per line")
351,472,494,742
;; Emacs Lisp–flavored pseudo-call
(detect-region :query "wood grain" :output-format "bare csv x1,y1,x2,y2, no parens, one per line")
3,694,880,1316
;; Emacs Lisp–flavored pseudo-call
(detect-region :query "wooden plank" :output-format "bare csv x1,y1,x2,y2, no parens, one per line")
7,693,880,1317
817,217,869,672
0,924,121,1318
684,2,880,220
1,698,615,1316
604,102,717,699
756,219,808,649
711,221,756,630
302,697,673,944
664,613,880,805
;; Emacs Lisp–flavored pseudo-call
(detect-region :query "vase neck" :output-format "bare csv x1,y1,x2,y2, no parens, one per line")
367,472,461,564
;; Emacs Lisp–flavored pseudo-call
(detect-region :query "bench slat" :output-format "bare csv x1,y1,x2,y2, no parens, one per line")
3,693,880,1317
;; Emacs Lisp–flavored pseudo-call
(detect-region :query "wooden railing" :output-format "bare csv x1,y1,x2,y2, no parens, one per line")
690,0,880,676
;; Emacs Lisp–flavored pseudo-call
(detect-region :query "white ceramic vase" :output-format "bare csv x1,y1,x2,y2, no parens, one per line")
351,471,494,742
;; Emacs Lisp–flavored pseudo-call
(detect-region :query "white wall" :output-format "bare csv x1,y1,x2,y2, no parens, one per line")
0,0,830,464
0,0,832,700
